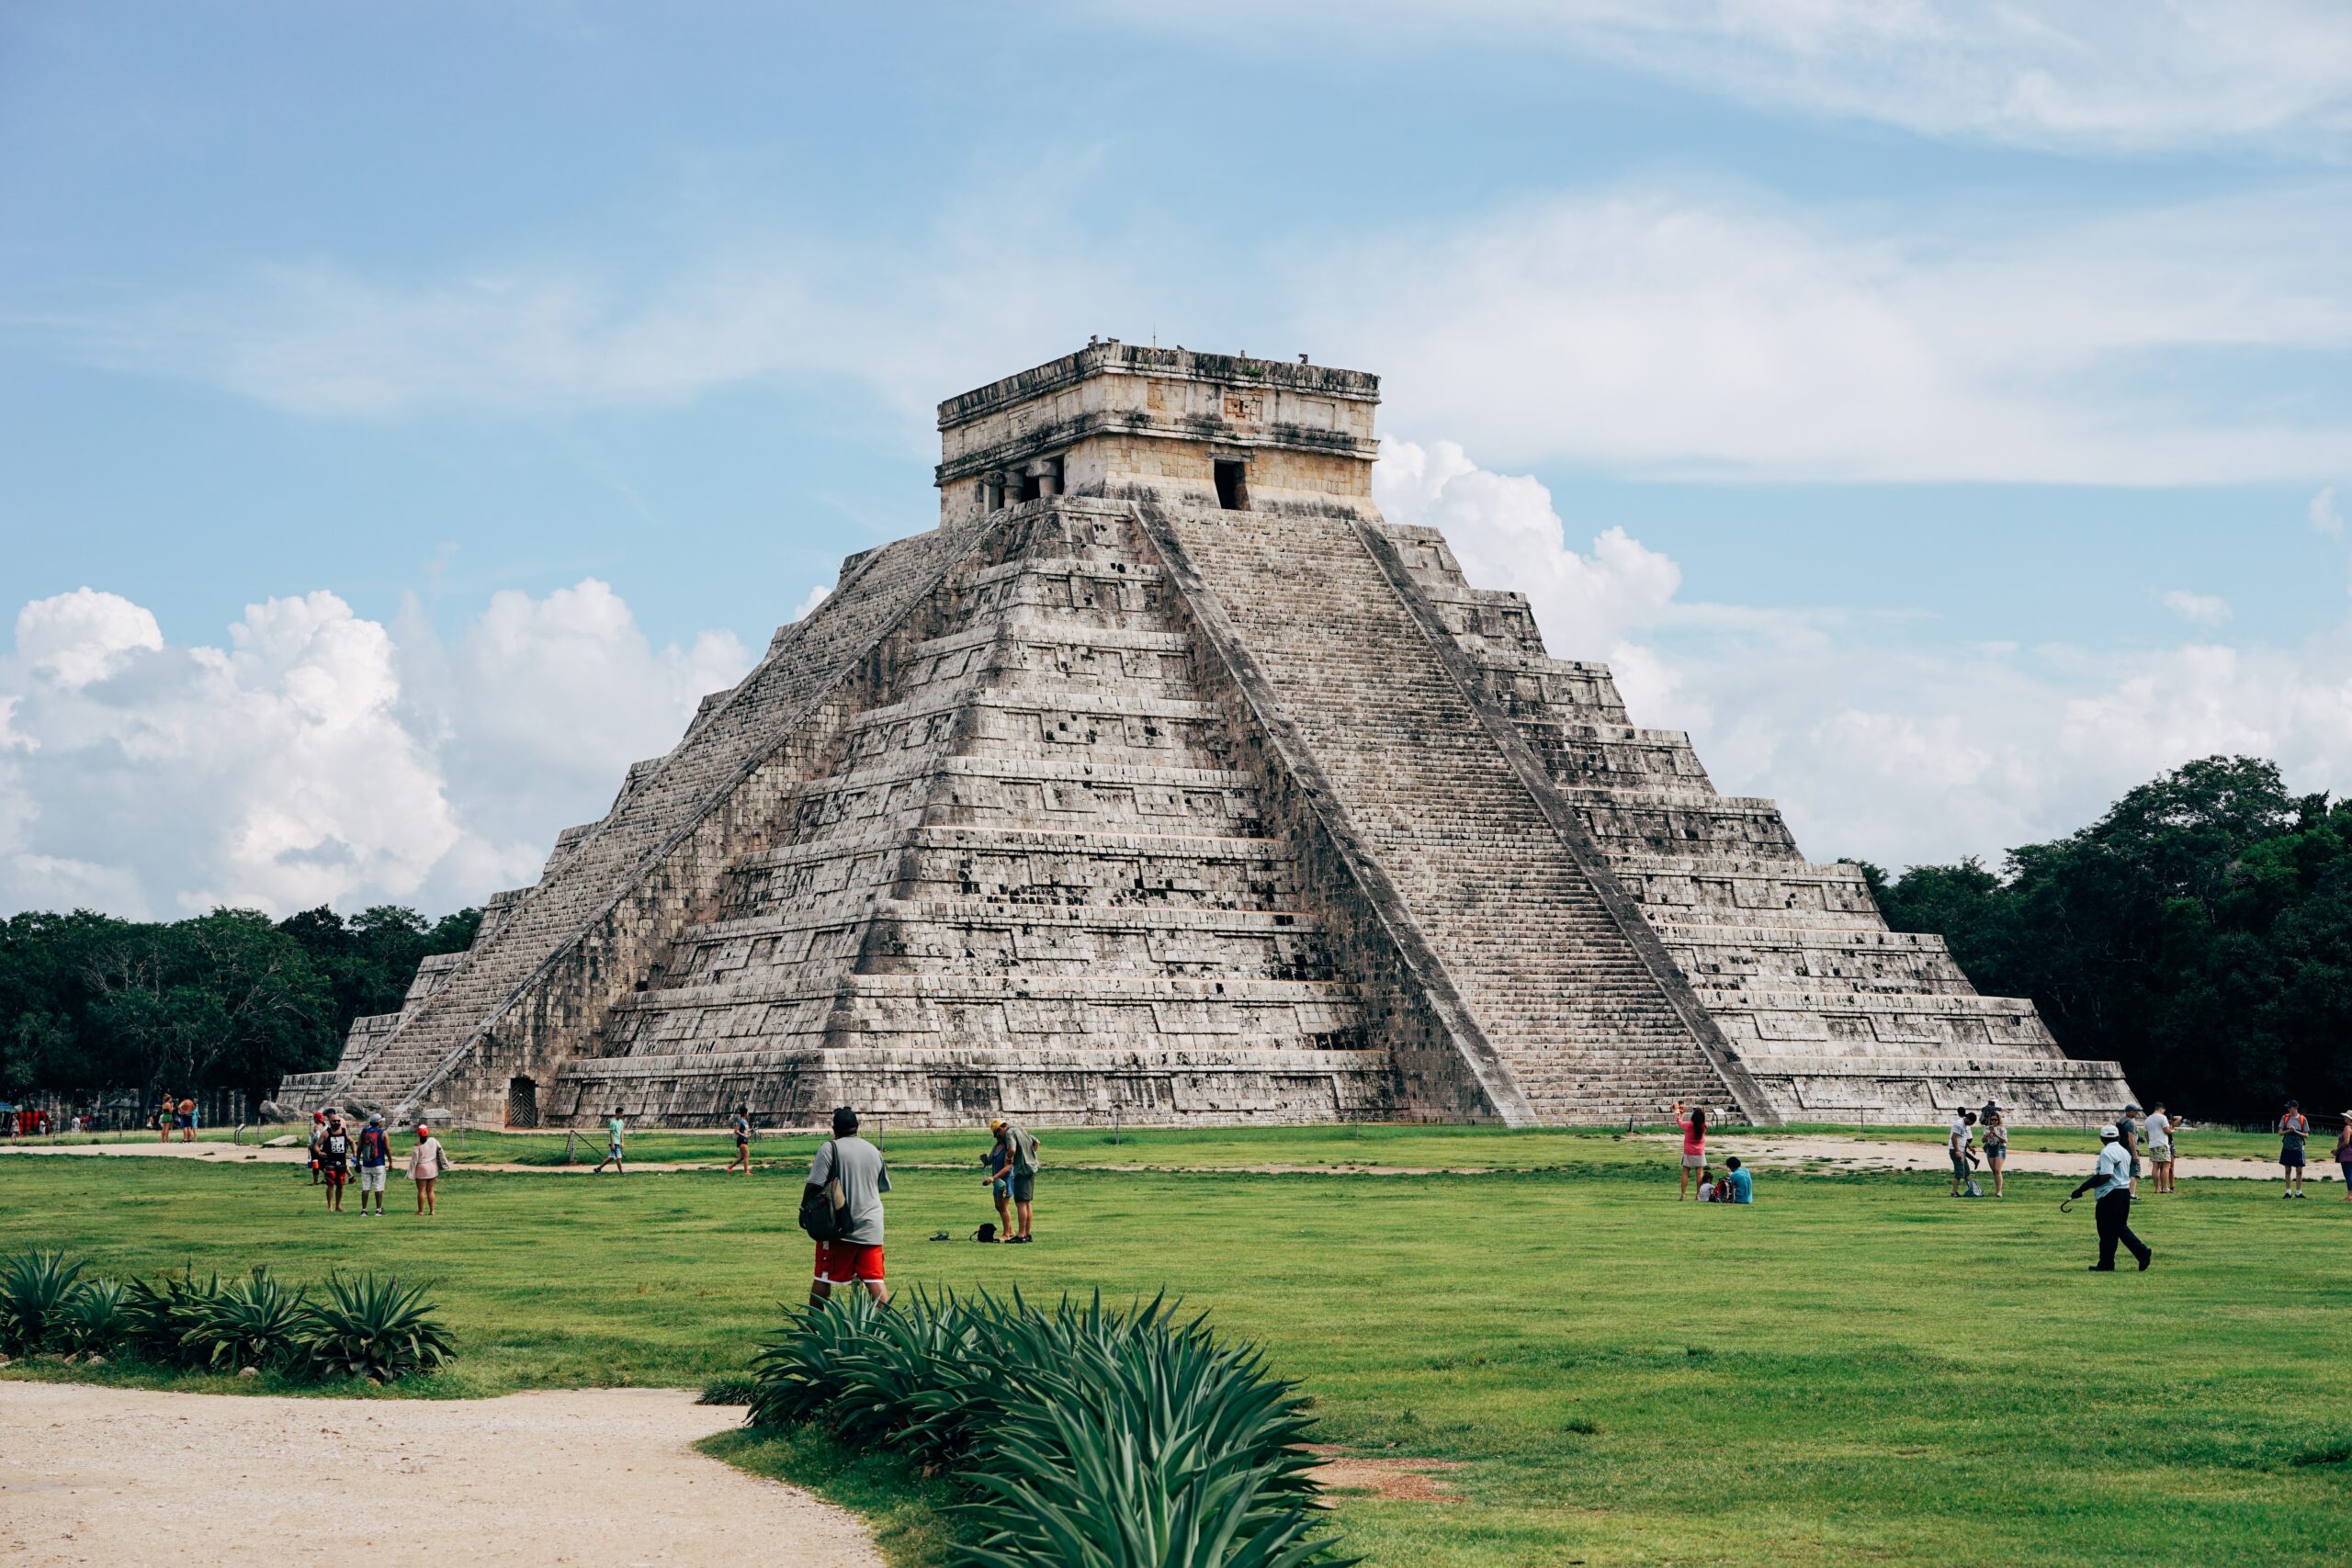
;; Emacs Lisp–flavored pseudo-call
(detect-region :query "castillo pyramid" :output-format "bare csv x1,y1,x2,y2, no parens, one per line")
278,344,2133,1129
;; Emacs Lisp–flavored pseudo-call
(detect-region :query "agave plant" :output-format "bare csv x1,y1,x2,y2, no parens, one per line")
745,1289,1347,1568
186,1269,310,1372
119,1271,220,1367
300,1272,455,1382
52,1279,129,1356
0,1249,86,1354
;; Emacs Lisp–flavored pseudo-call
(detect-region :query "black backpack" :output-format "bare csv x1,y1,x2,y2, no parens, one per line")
797,1139,852,1241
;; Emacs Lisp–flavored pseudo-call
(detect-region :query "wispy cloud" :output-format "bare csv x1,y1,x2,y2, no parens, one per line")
2160,590,2232,626
1212,1,2352,152
40,180,2352,488
2315,486,2346,536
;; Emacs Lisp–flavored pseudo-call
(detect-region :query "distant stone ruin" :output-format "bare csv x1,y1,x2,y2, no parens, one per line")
279,344,2133,1129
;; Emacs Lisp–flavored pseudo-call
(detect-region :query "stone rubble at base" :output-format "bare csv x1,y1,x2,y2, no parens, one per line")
277,343,2133,1130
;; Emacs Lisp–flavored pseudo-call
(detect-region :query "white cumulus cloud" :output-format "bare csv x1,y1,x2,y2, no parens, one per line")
0,581,751,919
2314,486,2346,537
1372,441,2352,869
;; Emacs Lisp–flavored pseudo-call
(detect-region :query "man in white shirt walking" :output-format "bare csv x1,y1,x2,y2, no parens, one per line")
1947,1110,1978,1198
2068,1123,2152,1272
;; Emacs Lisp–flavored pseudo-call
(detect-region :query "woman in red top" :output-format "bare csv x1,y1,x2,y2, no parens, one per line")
1674,1100,1708,1201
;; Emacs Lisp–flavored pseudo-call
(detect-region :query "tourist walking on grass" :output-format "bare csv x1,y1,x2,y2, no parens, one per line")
2333,1113,2352,1201
2117,1103,2143,1191
355,1114,391,1217
411,1123,447,1214
2279,1100,2310,1199
1948,1109,1979,1198
594,1108,626,1174
1672,1101,1707,1200
308,1111,327,1185
808,1106,890,1306
2069,1122,2151,1271
981,1126,1014,1240
2145,1101,2177,1195
993,1118,1041,1242
729,1107,752,1176
1982,1102,2010,1198
320,1114,352,1213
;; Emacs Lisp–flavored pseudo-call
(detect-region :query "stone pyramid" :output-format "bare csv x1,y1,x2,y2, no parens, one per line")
280,344,2132,1128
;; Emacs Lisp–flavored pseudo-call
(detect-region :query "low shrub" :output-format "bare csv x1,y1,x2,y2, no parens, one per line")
54,1280,129,1355
0,1249,85,1354
187,1269,311,1372
119,1271,219,1366
747,1291,1347,1568
300,1272,456,1383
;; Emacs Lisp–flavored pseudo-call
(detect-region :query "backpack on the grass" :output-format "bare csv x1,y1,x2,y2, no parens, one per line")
973,1223,998,1243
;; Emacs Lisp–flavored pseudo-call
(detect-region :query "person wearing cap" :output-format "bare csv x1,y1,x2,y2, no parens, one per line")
355,1113,392,1217
409,1122,447,1214
2067,1123,2151,1271
319,1112,352,1213
2144,1100,2177,1195
2332,1111,2352,1202
1946,1108,1978,1198
808,1106,890,1306
981,1121,1015,1241
308,1110,328,1186
1981,1101,2010,1199
2115,1103,2142,1193
2279,1100,2311,1199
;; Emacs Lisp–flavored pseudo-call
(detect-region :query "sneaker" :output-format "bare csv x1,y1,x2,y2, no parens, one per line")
2087,1264,2114,1271
2138,1253,2153,1271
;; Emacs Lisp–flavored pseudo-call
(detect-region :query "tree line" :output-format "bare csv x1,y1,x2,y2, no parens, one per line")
0,904,478,1105
1857,754,2352,1122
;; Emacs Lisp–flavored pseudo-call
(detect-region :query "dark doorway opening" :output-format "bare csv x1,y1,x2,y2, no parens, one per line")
1214,459,1249,512
506,1076,538,1129
1018,472,1044,503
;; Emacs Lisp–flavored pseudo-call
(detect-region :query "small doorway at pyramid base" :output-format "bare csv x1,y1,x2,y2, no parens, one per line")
505,1076,538,1129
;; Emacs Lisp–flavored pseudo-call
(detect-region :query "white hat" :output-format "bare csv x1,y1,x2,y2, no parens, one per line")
2098,1122,2120,1140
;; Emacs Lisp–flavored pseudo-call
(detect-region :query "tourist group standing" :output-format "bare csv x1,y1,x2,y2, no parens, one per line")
305,1111,447,1215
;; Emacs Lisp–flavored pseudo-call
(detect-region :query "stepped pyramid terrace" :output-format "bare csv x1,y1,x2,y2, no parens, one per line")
278,344,2134,1130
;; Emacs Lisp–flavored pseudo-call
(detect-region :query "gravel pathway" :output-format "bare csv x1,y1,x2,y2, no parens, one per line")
0,1383,876,1567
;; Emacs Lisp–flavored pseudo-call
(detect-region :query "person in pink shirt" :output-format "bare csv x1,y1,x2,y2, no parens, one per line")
1673,1100,1709,1200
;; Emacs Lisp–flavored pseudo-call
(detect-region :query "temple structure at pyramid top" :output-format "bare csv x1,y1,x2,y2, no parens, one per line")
278,342,2132,1130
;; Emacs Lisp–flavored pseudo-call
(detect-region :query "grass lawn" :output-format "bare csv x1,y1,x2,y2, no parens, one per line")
4,1132,2347,1566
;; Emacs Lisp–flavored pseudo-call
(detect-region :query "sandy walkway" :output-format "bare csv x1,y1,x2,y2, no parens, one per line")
0,1383,877,1567
1,1132,2324,1182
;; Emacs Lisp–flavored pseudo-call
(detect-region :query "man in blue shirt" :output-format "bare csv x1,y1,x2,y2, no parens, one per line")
2068,1123,2151,1271
1722,1156,1754,1203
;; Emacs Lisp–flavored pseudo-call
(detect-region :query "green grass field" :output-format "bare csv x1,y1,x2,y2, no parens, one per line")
4,1131,2347,1566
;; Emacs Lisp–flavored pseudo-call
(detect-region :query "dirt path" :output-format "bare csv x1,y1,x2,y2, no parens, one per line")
1678,1132,2317,1185
0,1133,2322,1183
0,1383,876,1567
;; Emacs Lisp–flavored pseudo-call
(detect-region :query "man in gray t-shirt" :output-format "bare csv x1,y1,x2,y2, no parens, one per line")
808,1105,891,1305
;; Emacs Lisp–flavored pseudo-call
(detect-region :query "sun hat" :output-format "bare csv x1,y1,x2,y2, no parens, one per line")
2098,1122,2120,1140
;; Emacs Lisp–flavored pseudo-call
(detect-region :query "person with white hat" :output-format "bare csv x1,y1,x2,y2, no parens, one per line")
2067,1123,2151,1272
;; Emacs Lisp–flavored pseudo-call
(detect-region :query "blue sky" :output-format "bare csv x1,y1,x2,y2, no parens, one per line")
4,2,2351,919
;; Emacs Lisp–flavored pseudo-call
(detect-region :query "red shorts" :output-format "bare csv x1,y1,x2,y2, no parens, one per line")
814,1240,884,1284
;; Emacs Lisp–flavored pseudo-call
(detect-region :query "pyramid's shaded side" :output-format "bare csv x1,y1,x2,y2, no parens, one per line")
279,344,2132,1128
